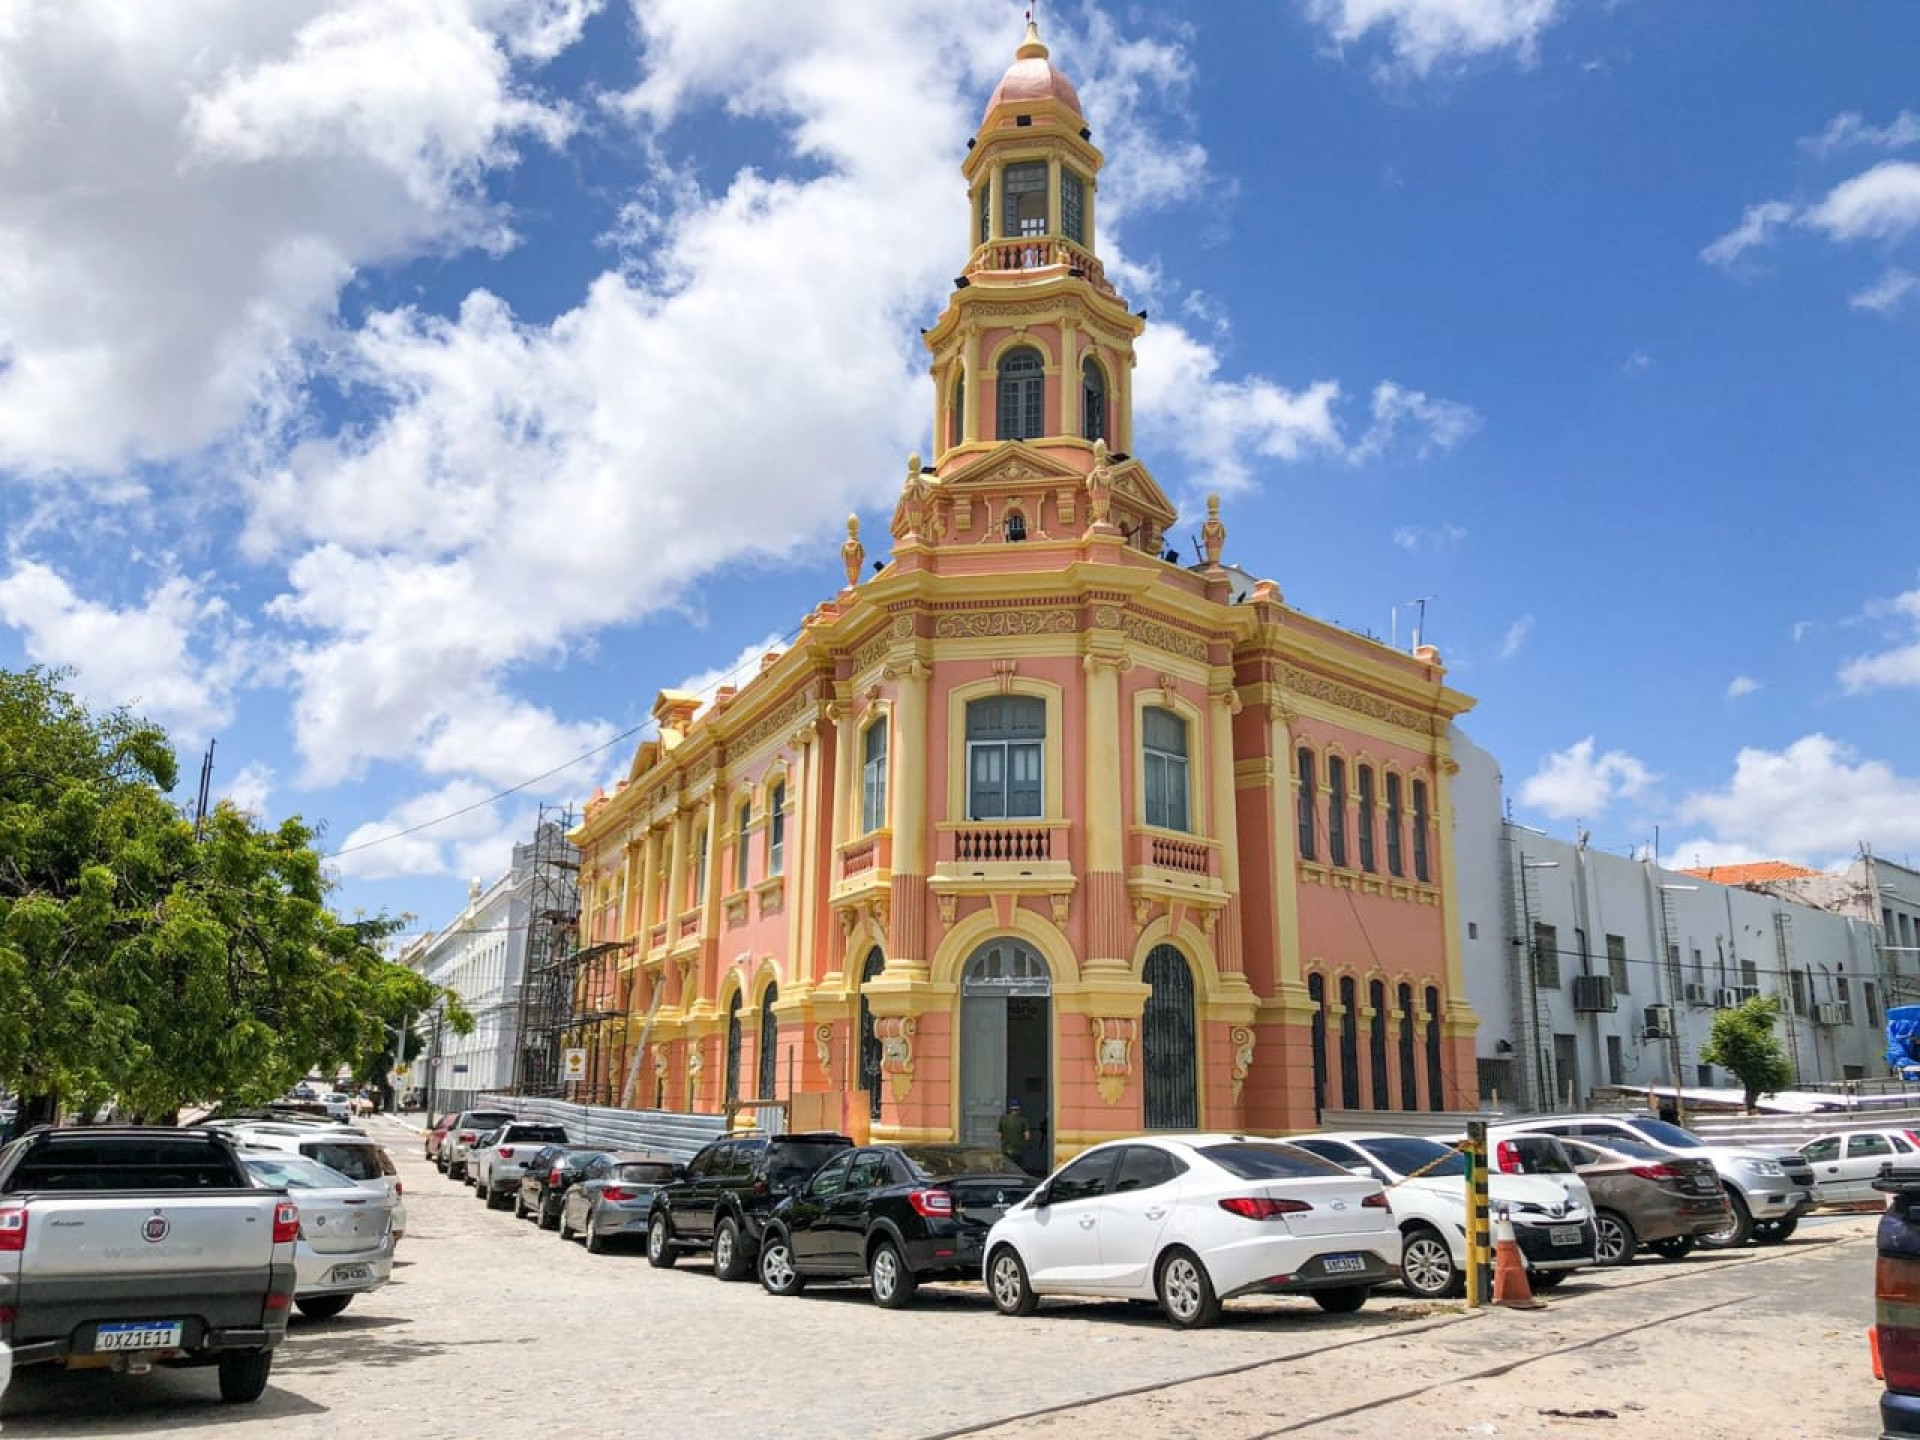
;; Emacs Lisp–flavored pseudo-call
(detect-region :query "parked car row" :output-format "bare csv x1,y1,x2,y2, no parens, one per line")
425,1108,1820,1328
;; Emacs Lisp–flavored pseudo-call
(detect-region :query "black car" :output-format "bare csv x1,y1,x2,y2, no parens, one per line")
757,1144,1038,1308
514,1143,609,1229
647,1131,854,1280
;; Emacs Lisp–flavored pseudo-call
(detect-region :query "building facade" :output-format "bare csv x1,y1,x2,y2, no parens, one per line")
566,24,1479,1159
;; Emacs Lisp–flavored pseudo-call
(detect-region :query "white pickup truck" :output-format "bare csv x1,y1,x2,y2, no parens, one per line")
0,1126,300,1403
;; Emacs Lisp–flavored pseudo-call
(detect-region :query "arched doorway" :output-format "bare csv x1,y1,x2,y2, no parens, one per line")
724,992,743,1106
758,982,779,1100
959,938,1051,1169
858,948,885,1121
1142,944,1198,1129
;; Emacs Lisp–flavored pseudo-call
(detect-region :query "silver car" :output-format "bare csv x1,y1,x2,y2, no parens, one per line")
221,1122,408,1244
241,1151,394,1319
470,1122,572,1209
560,1153,683,1253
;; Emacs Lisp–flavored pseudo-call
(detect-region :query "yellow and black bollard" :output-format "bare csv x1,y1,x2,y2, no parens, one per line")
1463,1119,1493,1307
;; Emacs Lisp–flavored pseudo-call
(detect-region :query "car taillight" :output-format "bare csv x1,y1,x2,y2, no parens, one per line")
458,1131,476,1143
549,1167,564,1186
600,1186,633,1203
394,1181,403,1196
266,1292,292,1310
752,1178,769,1196
0,1205,26,1252
1362,1192,1389,1209
1629,1163,1680,1180
1495,1140,1521,1173
499,1148,515,1160
1219,1197,1311,1220
1879,1252,1920,1390
272,1200,300,1245
907,1189,954,1218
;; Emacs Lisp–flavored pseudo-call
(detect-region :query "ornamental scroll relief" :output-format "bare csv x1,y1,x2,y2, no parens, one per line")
876,1016,917,1101
933,610,1077,640
1278,664,1432,734
847,628,891,676
1229,1025,1256,1103
1122,614,1209,662
1089,1017,1136,1106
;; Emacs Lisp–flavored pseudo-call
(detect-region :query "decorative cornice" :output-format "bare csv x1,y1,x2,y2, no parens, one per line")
1122,612,1208,662
933,609,1077,640
1279,664,1432,735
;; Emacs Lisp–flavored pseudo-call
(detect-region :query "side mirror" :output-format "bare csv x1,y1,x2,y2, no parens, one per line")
673,1165,689,1182
1031,1185,1051,1209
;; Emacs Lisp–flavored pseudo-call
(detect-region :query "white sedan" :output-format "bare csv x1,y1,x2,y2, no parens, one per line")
1801,1129,1920,1204
982,1134,1399,1329
241,1151,396,1319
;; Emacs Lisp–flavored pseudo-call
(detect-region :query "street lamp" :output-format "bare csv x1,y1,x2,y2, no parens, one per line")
1657,883,1699,1124
1519,856,1561,1112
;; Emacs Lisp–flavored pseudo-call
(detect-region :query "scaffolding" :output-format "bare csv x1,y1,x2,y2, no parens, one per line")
512,804,583,1097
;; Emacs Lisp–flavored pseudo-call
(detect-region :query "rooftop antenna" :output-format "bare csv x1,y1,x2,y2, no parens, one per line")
1405,595,1436,651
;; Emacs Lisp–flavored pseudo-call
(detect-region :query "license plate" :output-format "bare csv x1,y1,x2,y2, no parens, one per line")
96,1321,183,1351
329,1263,373,1284
1322,1253,1368,1275
1550,1226,1582,1247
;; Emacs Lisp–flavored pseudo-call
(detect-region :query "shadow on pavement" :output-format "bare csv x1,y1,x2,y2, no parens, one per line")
0,1367,327,1435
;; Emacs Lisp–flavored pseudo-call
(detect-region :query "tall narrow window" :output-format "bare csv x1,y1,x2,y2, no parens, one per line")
861,719,888,833
1296,747,1318,861
949,371,965,449
768,782,786,877
1061,167,1085,244
996,346,1045,441
734,798,752,890
1308,973,1328,1118
1533,922,1561,989
1327,756,1348,867
758,983,780,1099
1081,356,1107,442
1412,778,1431,882
967,696,1045,819
691,828,707,907
1424,987,1445,1112
1142,707,1189,831
1356,765,1377,873
1002,161,1048,237
1385,772,1404,877
724,991,742,1105
1607,934,1630,994
1397,983,1418,1109
1368,979,1390,1110
977,183,989,246
1338,977,1361,1109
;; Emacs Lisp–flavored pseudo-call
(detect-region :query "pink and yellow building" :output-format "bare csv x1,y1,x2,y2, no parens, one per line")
569,24,1477,1159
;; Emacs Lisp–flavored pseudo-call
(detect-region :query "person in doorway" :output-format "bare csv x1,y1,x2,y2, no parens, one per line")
998,1098,1031,1168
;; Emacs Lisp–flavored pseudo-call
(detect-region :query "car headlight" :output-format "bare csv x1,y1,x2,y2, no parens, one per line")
1746,1161,1783,1178
1509,1202,1551,1216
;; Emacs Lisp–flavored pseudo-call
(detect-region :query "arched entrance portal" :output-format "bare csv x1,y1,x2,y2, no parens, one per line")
959,938,1051,1171
1142,944,1198,1129
858,948,885,1121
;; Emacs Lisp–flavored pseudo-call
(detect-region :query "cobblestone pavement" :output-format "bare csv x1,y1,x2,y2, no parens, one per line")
0,1118,1885,1439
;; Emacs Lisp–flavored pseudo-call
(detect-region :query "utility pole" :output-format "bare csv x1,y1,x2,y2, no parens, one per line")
192,739,216,841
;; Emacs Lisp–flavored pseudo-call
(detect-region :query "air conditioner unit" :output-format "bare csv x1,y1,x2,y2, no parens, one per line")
1732,985,1760,1004
1572,974,1617,1013
1643,1004,1672,1040
1713,987,1739,1010
1682,982,1711,1006
1814,1002,1845,1027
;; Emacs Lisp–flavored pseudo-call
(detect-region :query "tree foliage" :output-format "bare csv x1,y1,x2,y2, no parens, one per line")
0,667,471,1118
1699,993,1795,1113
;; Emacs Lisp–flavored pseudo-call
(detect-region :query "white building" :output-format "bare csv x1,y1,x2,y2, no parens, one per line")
1451,731,1890,1112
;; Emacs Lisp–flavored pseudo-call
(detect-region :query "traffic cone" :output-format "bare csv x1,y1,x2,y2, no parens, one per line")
1492,1211,1545,1310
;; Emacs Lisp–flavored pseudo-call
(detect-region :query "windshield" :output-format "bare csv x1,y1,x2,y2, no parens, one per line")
1590,1136,1666,1162
1355,1136,1468,1179
615,1162,679,1184
507,1126,570,1143
1628,1119,1706,1149
768,1141,850,1183
1200,1142,1349,1180
299,1141,382,1181
245,1154,357,1190
464,1111,517,1127
901,1146,1021,1177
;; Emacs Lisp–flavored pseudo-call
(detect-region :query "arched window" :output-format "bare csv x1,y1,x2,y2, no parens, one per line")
862,719,888,833
1142,945,1198,1130
1385,772,1404,877
1003,506,1028,542
758,982,780,1099
1369,979,1389,1110
966,695,1044,820
724,991,743,1105
1357,765,1377,873
1308,973,1328,1118
996,346,1045,441
1398,983,1419,1110
950,370,965,449
1327,756,1348,867
1413,778,1432,882
1296,748,1318,861
691,827,708,907
1002,161,1048,237
733,797,752,890
859,948,886,1121
1338,976,1360,1110
767,782,786,876
1081,355,1107,442
1142,707,1190,831
1424,986,1445,1112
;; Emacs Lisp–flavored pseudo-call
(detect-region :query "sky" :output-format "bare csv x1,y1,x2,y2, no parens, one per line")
1,0,1916,941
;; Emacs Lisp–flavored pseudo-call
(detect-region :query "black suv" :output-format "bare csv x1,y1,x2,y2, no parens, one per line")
647,1131,853,1280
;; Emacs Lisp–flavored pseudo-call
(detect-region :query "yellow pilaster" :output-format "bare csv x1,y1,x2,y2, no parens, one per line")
1083,652,1125,874
1047,155,1062,242
961,328,981,445
1209,687,1240,892
889,656,930,878
785,721,816,995
829,687,856,850
1058,317,1078,436
1268,704,1304,986
986,163,1002,241
665,808,689,939
637,826,659,946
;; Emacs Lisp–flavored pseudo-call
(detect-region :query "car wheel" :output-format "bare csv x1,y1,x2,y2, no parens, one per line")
1699,1188,1754,1249
869,1239,918,1310
987,1245,1038,1317
1156,1247,1223,1330
759,1229,806,1295
1648,1235,1696,1261
558,1207,575,1241
294,1295,351,1320
585,1211,606,1255
1529,1269,1571,1290
713,1216,750,1282
1400,1224,1462,1300
539,1199,560,1232
1312,1285,1368,1315
1752,1217,1798,1245
1593,1209,1638,1266
217,1348,273,1404
513,1190,527,1220
647,1212,678,1269
447,1163,461,1180
475,1178,489,1202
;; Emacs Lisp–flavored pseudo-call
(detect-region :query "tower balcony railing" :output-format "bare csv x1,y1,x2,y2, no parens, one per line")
964,237,1115,298
939,819,1072,867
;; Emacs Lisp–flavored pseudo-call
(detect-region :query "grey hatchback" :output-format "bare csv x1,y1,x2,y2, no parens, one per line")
560,1153,684,1254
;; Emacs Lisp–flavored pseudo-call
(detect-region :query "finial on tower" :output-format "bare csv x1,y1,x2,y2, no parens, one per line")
841,514,865,588
1201,493,1227,567
1017,16,1048,61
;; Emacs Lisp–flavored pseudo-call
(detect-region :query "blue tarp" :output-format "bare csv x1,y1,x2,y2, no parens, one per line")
1886,1004,1920,1078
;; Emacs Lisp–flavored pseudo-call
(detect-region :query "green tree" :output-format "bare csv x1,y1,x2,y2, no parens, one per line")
1699,993,1795,1113
0,666,471,1121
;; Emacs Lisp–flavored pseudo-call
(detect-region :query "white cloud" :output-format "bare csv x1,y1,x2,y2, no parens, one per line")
0,0,584,477
666,632,793,723
327,777,514,882
1499,613,1533,660
1791,620,1814,643
1700,199,1795,269
1676,734,1920,864
1853,267,1920,313
1518,737,1654,820
0,561,246,733
1803,110,1920,160
1305,0,1565,79
1838,587,1920,693
1392,522,1467,552
1658,838,1772,873
1725,675,1761,700
1620,349,1653,375
222,760,276,820
1348,381,1481,465
1803,160,1920,244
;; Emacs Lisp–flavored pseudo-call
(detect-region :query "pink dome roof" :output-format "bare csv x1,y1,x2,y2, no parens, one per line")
985,22,1083,118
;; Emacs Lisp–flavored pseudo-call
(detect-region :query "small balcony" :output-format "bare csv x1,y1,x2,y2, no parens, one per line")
676,908,701,942
939,820,1072,869
964,237,1115,298
1127,827,1224,904
838,831,892,882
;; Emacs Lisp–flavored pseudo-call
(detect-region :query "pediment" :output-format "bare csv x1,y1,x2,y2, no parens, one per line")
941,442,1085,492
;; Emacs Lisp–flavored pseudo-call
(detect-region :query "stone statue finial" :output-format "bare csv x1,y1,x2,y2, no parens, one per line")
1201,493,1227,566
907,451,922,478
894,454,933,541
841,514,865,588
1086,438,1114,530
